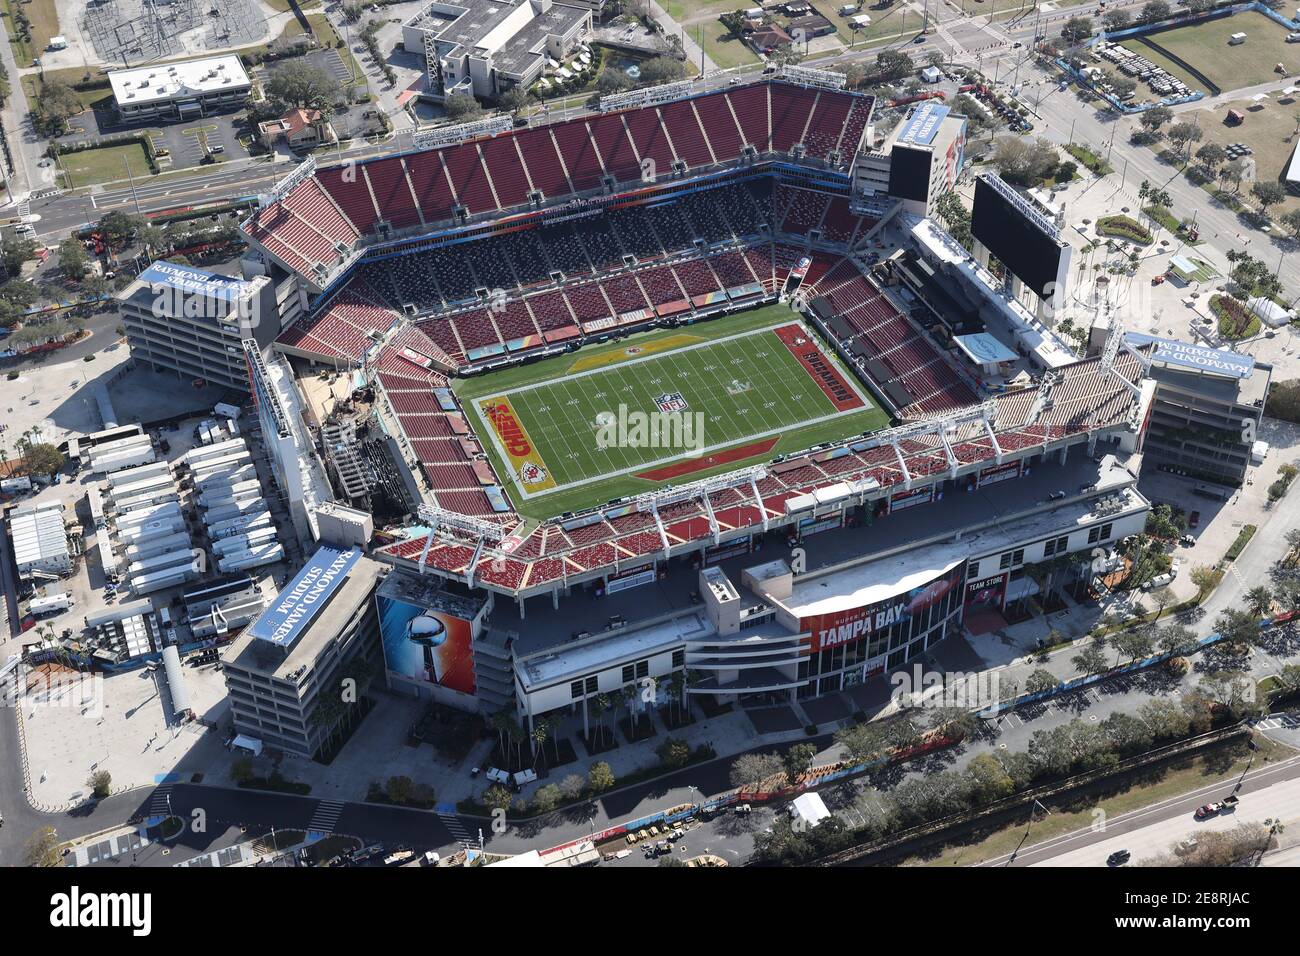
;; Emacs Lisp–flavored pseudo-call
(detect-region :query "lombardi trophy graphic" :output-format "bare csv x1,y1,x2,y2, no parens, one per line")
406,614,447,685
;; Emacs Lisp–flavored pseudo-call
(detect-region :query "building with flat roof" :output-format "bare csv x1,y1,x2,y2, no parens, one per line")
221,547,385,757
10,502,71,578
116,260,279,392
855,102,966,217
109,55,251,122
404,0,592,100
1126,332,1271,489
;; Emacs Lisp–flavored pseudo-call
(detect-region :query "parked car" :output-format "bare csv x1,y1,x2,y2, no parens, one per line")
1188,511,1201,528
1106,849,1131,866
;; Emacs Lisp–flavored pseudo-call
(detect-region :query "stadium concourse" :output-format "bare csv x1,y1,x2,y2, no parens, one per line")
236,74,1151,606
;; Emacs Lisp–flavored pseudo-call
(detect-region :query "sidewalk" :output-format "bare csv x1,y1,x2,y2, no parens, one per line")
0,18,56,204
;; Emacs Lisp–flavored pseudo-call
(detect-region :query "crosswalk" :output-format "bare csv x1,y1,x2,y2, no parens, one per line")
1255,713,1299,731
437,810,476,848
147,785,173,820
307,800,345,834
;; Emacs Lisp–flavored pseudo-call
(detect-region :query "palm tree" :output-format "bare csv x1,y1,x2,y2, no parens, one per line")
591,693,611,747
621,684,639,739
1246,586,1274,620
530,718,549,768
490,708,513,763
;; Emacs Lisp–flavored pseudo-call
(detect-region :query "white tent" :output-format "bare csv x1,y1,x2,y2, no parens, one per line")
790,792,832,829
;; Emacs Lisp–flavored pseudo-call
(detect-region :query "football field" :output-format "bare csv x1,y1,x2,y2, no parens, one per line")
459,307,888,517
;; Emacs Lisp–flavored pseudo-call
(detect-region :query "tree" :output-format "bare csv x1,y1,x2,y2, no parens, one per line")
1189,564,1221,598
783,742,818,783
25,826,63,867
1139,105,1173,136
991,135,1059,185
1282,208,1300,240
35,79,81,136
1112,628,1155,663
1139,0,1171,23
1102,10,1132,31
966,752,1015,804
87,770,112,798
588,760,616,792
558,773,585,800
639,56,687,87
59,238,89,282
933,190,972,247
0,236,37,278
385,775,414,805
1061,17,1093,45
1245,586,1274,619
498,86,531,117
875,49,915,83
1024,668,1062,695
98,211,143,249
1251,181,1285,216
1194,142,1226,176
444,92,483,122
24,443,64,478
531,783,562,814
265,60,343,112
483,783,513,815
1167,121,1202,160
1216,607,1261,648
657,736,691,769
1221,157,1249,193
0,278,39,311
729,751,784,791
1072,645,1109,677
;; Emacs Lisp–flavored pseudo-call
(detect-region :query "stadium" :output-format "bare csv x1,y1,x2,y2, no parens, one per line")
236,72,1156,716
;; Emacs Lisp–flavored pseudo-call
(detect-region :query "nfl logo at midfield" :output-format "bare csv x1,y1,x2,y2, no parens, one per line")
654,391,689,413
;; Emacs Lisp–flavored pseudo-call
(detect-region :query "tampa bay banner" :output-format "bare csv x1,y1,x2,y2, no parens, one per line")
800,560,968,653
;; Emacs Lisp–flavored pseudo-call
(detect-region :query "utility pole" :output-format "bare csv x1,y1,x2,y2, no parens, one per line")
122,156,143,217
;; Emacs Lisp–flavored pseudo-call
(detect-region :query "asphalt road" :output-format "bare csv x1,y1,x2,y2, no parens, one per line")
977,752,1300,866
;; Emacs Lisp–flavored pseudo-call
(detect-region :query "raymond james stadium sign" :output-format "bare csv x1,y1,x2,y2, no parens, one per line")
1126,333,1255,380
250,546,362,648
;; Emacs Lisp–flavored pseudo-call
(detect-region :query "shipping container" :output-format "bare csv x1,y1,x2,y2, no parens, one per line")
211,527,279,557
208,511,273,539
182,438,247,468
218,543,284,573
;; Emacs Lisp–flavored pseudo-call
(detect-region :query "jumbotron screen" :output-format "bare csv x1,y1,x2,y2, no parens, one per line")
887,144,931,203
970,177,1066,299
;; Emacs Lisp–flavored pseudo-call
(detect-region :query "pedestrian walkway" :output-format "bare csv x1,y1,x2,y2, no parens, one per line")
146,785,173,821
437,808,476,847
307,799,344,834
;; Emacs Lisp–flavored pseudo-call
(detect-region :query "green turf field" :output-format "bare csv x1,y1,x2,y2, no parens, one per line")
454,305,888,518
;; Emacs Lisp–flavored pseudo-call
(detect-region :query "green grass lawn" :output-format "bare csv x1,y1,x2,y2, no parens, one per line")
455,305,888,518
1121,11,1300,94
910,734,1294,866
58,142,153,188
2,0,59,64
697,19,761,70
